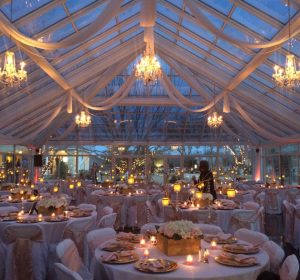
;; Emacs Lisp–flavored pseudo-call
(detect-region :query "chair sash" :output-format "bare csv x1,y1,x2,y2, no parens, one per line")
4,225,43,280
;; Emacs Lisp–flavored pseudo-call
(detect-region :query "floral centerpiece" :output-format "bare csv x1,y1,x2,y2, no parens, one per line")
157,220,202,256
0,183,16,191
10,187,31,200
117,183,134,195
37,197,67,216
194,192,214,208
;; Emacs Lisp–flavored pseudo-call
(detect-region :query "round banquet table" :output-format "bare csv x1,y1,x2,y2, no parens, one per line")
0,200,34,211
164,206,255,233
0,211,97,244
96,192,163,228
94,240,269,280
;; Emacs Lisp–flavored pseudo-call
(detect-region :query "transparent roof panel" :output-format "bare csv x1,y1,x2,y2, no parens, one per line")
231,6,278,39
200,0,233,15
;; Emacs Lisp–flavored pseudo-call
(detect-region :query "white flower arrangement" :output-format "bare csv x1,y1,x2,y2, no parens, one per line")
38,197,67,209
159,220,202,240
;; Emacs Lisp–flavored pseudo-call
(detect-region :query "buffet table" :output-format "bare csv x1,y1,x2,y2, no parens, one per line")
94,240,269,280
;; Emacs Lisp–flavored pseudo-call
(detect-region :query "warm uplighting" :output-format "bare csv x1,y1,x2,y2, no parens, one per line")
135,44,162,85
227,188,236,198
75,110,91,128
173,183,181,193
162,197,170,206
195,191,203,199
207,111,223,128
118,146,125,152
0,51,27,87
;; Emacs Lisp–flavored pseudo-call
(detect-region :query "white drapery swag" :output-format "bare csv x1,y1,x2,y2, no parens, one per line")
185,0,300,50
0,0,123,50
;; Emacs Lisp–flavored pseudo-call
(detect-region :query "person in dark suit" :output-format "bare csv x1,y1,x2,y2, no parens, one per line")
198,160,217,200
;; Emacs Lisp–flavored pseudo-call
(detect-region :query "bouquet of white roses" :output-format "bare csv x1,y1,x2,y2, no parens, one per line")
159,220,202,240
38,197,67,209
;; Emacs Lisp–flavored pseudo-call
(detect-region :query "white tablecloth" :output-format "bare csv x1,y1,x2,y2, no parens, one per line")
164,207,255,233
94,240,269,280
0,211,97,244
96,193,163,228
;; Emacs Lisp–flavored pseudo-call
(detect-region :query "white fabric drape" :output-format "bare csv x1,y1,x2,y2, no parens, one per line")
140,0,157,27
233,99,300,143
0,0,122,50
185,0,300,50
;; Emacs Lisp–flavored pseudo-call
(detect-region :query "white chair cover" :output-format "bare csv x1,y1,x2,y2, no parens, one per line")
56,239,92,280
3,224,47,280
54,262,83,280
146,200,164,223
75,188,87,205
293,204,300,249
282,200,295,245
102,206,113,216
63,218,93,266
279,254,299,280
157,199,164,219
254,191,265,207
0,241,4,280
0,206,18,215
243,201,260,210
265,189,282,214
195,224,223,235
234,228,269,247
97,213,117,229
87,228,116,272
261,240,285,273
77,204,96,212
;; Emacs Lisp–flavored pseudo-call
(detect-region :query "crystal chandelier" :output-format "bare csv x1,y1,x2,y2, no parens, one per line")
135,44,162,85
207,112,223,128
75,110,91,128
0,51,27,87
273,0,300,89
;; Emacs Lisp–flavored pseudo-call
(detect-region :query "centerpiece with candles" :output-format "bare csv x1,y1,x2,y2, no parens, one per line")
37,197,67,216
194,192,214,208
10,186,31,200
157,220,202,256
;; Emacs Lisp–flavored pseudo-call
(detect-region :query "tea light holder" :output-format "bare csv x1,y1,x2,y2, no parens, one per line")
51,213,56,219
64,211,69,218
162,197,169,207
210,240,217,249
150,236,157,246
185,254,193,265
143,249,149,259
203,249,209,263
140,238,146,247
38,214,43,222
8,196,12,201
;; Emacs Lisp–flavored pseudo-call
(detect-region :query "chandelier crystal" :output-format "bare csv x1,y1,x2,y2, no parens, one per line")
273,0,300,89
273,54,300,88
135,44,162,85
75,111,91,128
0,51,27,87
207,112,223,128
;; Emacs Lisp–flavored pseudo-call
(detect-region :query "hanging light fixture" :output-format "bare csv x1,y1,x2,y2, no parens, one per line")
135,43,162,85
273,0,300,89
207,111,223,128
75,110,91,128
0,51,27,88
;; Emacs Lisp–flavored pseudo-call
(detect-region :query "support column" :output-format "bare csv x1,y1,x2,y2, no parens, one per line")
254,147,262,182
12,144,16,183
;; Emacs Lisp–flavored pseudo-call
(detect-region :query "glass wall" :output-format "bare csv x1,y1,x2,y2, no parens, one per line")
263,144,300,185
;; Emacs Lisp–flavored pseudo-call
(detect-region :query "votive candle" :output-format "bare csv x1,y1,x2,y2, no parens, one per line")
144,249,149,258
186,254,193,265
140,238,146,247
150,236,157,245
211,240,217,249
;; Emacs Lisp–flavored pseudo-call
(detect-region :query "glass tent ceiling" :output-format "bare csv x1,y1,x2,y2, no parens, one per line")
0,0,300,147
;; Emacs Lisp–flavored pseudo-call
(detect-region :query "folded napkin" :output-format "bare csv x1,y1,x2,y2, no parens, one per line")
206,233,232,241
220,252,256,265
226,243,257,251
141,259,166,270
101,251,133,262
220,199,235,206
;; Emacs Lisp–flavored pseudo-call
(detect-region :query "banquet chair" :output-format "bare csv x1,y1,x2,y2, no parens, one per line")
157,199,164,219
265,189,282,214
261,240,285,273
286,189,300,205
0,206,18,215
146,200,164,223
75,188,87,205
193,210,217,224
255,191,266,207
77,203,96,212
229,207,264,233
56,239,92,280
279,254,299,280
63,218,93,266
195,224,223,235
97,213,117,229
54,263,83,280
234,228,269,247
243,201,260,210
102,206,114,216
87,228,116,271
282,200,295,245
293,204,300,249
3,224,47,280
